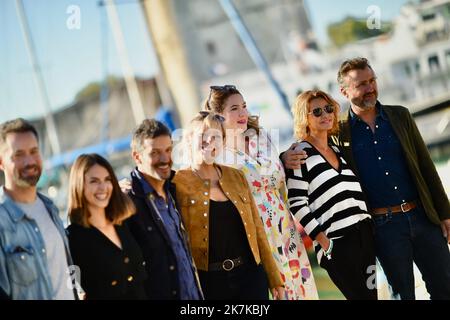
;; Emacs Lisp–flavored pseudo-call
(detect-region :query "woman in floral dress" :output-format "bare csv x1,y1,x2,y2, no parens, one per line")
204,85,318,300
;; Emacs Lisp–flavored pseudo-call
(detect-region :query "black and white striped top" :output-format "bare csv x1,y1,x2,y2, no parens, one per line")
286,141,371,263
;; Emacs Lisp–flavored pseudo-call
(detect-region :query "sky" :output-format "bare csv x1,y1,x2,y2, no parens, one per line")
0,0,158,121
305,0,410,46
0,0,409,121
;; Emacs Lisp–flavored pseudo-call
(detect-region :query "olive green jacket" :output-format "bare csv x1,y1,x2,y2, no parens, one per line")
332,103,450,225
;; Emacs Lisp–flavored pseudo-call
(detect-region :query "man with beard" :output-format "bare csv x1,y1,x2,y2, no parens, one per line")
0,118,75,300
125,119,203,300
334,57,450,300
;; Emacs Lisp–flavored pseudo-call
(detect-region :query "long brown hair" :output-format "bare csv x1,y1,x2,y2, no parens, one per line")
67,153,135,227
292,90,340,140
204,85,260,135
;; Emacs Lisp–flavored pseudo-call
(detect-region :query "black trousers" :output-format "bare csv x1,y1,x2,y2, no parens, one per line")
199,263,269,300
320,219,378,300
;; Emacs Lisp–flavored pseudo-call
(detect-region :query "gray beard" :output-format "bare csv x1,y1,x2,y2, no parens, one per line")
352,98,376,110
362,101,376,109
14,171,41,187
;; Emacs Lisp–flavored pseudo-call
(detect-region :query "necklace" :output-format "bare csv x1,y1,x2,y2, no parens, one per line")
225,145,245,156
316,144,332,154
191,165,222,186
306,136,330,153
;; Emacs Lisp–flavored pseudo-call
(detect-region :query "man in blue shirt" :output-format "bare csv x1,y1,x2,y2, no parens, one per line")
336,57,450,300
125,119,203,300
0,118,76,300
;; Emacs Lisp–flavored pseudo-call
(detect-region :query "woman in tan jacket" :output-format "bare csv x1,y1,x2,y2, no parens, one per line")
172,112,284,300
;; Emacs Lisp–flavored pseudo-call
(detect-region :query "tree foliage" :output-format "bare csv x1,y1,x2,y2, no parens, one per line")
327,16,392,48
75,76,122,101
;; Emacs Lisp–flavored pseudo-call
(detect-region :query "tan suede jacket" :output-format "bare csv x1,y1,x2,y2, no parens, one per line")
172,164,283,289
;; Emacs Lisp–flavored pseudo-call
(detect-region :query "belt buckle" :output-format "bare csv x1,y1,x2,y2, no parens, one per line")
400,202,410,213
222,259,235,271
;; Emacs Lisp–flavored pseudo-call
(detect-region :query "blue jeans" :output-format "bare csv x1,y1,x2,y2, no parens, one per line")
373,206,450,300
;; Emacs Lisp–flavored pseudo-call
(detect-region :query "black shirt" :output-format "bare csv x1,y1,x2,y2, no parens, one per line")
67,223,147,300
208,200,253,264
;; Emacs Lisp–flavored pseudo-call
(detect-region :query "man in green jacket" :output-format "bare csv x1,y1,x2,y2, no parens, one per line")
334,57,450,300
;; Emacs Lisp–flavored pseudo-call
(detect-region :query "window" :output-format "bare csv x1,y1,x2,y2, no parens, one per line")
206,41,216,56
428,55,440,73
404,64,412,77
415,61,421,74
445,50,450,70
422,13,436,21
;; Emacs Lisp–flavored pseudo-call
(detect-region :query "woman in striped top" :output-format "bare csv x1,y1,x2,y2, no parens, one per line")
286,90,377,300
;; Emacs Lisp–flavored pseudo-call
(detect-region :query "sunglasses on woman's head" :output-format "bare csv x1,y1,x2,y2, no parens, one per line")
198,111,225,122
308,105,334,117
209,85,236,92
206,85,237,110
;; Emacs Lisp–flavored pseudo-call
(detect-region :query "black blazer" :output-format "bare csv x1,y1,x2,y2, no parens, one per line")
0,287,9,300
67,223,147,300
125,170,202,300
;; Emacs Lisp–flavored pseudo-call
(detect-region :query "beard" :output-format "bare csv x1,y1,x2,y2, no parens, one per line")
14,164,42,187
352,91,378,109
153,161,173,180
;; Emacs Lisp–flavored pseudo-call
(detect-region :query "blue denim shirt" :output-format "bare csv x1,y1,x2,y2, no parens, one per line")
0,186,74,300
350,103,420,209
135,170,200,300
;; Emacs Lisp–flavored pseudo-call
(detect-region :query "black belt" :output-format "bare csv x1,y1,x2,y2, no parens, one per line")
209,256,246,272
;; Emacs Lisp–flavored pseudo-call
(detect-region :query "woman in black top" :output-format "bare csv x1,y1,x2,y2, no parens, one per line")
67,153,147,300
173,112,284,300
198,199,268,299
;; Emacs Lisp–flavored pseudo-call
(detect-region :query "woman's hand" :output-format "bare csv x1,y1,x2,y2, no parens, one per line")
316,232,331,251
441,219,450,244
118,178,132,193
281,143,308,170
270,286,285,300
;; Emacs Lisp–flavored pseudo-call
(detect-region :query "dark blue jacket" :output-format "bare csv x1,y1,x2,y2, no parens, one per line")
125,170,203,300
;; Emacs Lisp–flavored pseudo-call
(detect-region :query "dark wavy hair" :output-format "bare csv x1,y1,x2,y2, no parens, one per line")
68,153,135,227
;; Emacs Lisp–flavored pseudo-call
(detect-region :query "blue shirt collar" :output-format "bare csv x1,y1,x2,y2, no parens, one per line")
133,168,170,198
377,102,388,121
349,101,386,126
349,106,359,127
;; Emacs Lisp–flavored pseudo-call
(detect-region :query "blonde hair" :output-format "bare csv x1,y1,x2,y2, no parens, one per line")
67,153,135,227
182,112,225,165
292,90,340,140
